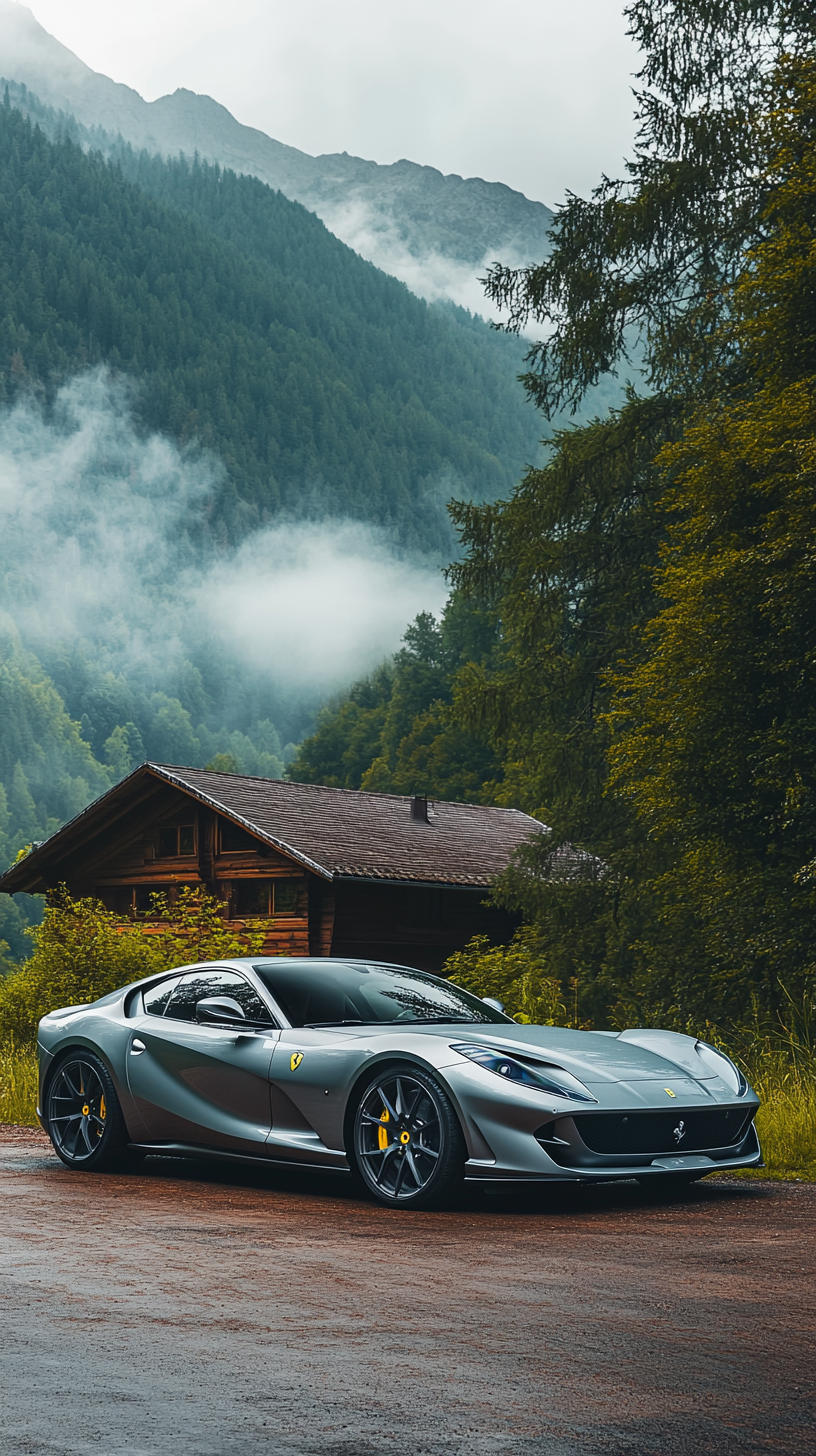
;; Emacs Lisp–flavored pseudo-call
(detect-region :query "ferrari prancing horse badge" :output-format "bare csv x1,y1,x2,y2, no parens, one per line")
290,1052,304,1071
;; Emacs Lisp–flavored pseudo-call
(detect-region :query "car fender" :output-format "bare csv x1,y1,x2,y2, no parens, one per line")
39,1030,148,1140
340,1046,494,1165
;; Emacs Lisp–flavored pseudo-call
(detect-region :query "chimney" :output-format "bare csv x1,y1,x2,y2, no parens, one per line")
410,795,428,822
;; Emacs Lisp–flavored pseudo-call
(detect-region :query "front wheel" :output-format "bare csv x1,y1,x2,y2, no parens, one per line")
45,1052,132,1172
352,1064,466,1210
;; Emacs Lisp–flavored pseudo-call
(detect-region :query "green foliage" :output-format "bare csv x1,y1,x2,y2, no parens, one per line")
145,885,268,967
289,604,501,801
204,753,241,774
293,18,816,1035
0,887,267,1044
0,104,540,552
605,55,816,1018
442,928,566,1025
0,620,114,861
704,983,816,1180
0,1041,39,1126
485,0,816,414
436,28,816,1030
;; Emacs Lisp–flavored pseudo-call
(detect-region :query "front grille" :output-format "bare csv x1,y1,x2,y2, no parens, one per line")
571,1108,754,1157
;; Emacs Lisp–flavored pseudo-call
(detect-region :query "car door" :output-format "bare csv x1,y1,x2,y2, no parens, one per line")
127,967,280,1151
266,1027,370,1163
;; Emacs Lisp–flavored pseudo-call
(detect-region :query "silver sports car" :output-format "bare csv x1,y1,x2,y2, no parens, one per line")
37,957,762,1207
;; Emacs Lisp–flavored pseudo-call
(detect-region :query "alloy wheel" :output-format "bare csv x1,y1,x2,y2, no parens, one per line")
47,1058,109,1163
355,1071,445,1202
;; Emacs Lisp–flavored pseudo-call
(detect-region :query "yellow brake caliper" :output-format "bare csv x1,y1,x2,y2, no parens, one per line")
378,1108,389,1150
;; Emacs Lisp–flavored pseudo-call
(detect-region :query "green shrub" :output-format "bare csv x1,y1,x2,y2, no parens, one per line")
443,927,566,1024
0,886,268,1044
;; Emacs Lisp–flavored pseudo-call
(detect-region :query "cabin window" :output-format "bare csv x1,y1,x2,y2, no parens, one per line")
157,824,195,857
134,885,174,915
219,821,259,853
274,881,298,915
234,880,271,917
233,879,300,918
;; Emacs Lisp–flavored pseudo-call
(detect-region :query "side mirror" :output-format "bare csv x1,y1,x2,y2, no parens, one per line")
481,996,505,1013
195,996,247,1025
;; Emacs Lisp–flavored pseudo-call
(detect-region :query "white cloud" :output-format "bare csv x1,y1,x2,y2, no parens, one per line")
0,371,446,695
198,521,446,691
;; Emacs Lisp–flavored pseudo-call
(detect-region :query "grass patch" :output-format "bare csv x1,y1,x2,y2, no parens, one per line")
727,1064,816,1181
0,1041,39,1126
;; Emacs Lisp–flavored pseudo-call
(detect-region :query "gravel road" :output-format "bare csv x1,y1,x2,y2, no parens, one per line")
1,1127,814,1456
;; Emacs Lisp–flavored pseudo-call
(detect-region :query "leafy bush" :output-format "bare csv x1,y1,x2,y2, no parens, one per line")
0,887,267,1044
443,927,566,1025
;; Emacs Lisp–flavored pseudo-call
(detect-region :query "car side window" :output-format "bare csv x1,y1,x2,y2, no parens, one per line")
163,970,273,1024
143,976,183,1016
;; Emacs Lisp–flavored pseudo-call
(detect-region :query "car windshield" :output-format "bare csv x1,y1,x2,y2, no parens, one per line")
252,960,509,1027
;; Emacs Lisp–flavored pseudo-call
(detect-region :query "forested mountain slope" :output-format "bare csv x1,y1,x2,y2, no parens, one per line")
0,102,542,550
0,0,553,304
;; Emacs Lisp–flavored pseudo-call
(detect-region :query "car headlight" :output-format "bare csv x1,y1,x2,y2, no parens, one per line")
450,1043,597,1102
695,1041,748,1096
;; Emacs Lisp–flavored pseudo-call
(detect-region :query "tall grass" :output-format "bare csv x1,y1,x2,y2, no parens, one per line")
747,1067,816,1179
0,1041,39,1126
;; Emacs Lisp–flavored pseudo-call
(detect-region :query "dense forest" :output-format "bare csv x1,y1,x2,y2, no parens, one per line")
291,0,816,1033
0,94,543,552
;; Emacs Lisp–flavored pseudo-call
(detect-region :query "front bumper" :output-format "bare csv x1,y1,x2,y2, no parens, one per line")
465,1137,763,1183
443,1062,762,1182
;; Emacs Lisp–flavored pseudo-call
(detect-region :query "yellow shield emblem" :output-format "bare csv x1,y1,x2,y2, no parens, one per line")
664,1088,676,1097
290,1052,304,1071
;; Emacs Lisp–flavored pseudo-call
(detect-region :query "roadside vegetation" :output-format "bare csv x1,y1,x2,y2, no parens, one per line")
0,887,269,1127
294,7,816,1041
0,1042,38,1126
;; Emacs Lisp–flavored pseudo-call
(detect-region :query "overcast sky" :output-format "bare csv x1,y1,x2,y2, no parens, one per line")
23,0,639,206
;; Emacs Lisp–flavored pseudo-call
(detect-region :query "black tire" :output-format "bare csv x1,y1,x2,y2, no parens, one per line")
45,1051,132,1172
351,1063,466,1210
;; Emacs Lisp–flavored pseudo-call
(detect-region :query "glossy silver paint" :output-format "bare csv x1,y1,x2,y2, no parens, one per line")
36,957,762,1185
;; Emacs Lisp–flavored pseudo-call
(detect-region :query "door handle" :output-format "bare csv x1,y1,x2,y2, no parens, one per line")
130,1038,146,1055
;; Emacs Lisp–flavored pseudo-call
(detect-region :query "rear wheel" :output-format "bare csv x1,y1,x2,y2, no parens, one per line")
352,1064,466,1210
45,1052,131,1172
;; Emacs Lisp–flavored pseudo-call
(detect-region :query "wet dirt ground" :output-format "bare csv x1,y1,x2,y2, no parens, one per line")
1,1127,814,1456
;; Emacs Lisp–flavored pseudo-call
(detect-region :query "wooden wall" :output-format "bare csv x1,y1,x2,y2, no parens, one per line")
331,880,517,972
49,781,515,968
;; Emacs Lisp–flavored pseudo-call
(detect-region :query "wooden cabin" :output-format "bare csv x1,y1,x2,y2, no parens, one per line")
0,763,546,971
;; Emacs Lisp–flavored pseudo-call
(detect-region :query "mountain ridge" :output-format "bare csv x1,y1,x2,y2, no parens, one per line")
0,0,553,302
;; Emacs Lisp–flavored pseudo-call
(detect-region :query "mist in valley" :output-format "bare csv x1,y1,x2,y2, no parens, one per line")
0,369,448,927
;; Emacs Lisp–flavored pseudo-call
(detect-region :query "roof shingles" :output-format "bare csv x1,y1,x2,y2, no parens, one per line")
152,765,545,886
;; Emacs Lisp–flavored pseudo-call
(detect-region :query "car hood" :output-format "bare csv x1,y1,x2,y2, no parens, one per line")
359,1022,714,1084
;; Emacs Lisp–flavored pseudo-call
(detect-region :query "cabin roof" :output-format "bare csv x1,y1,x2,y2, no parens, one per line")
0,762,548,894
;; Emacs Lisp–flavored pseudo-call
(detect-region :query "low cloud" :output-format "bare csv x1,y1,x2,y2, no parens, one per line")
318,198,536,322
0,369,447,701
199,521,445,691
